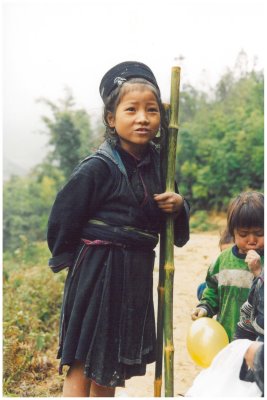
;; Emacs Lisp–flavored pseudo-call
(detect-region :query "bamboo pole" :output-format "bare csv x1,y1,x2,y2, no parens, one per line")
160,66,181,397
154,104,170,397
154,234,166,397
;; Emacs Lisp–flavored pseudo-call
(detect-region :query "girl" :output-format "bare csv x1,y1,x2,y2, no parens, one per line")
47,61,190,397
191,191,264,342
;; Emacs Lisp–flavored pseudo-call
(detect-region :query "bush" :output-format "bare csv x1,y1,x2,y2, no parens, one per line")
3,241,66,396
190,210,219,232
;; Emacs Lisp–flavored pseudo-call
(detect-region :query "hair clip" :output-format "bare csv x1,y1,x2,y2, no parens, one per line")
114,77,127,86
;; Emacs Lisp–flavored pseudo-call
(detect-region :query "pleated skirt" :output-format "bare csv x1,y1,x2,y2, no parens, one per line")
57,243,156,387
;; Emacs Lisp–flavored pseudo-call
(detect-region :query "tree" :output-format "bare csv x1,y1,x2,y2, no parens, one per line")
177,64,264,211
38,88,99,179
3,167,64,251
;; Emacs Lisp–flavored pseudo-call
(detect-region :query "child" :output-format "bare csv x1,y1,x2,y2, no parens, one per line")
196,227,233,300
235,259,264,341
191,191,264,342
47,61,190,397
235,243,264,393
236,269,264,394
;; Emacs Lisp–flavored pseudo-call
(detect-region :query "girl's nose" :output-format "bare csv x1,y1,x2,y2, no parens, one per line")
137,110,149,123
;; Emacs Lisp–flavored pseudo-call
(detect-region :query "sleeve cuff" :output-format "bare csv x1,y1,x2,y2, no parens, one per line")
197,303,216,317
173,202,190,247
48,252,74,273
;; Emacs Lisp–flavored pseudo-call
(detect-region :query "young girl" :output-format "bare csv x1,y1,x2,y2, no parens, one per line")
47,61,190,397
191,191,264,342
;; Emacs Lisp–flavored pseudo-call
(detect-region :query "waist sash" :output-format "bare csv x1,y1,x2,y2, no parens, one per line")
82,219,159,250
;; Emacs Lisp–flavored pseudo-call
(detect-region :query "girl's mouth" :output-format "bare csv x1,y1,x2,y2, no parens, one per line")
135,128,150,134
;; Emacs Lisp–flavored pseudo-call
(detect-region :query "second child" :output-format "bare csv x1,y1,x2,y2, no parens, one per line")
191,191,264,341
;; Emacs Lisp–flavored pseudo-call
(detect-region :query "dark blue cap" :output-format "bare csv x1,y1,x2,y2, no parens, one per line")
99,61,160,103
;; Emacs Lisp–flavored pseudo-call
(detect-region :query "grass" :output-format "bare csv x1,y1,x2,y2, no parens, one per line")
3,241,66,397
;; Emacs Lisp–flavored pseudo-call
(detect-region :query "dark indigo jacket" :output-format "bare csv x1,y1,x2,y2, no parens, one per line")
47,140,190,272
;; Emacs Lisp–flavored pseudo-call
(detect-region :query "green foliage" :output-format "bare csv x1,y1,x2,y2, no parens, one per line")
3,166,65,251
38,88,101,179
177,63,264,211
190,211,219,232
3,242,66,396
73,108,102,159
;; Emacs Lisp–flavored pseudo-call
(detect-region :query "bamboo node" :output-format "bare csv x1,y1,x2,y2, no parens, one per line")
168,123,179,129
165,344,175,353
157,286,165,294
164,262,175,272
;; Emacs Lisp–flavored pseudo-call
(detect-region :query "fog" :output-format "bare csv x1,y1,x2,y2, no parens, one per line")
3,0,265,171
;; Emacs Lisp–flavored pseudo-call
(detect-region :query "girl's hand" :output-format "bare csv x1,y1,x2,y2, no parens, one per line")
153,192,184,214
245,250,262,277
191,307,207,321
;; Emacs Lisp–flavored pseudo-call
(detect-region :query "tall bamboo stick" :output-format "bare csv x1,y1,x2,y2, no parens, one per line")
154,104,170,397
154,233,166,397
164,66,181,397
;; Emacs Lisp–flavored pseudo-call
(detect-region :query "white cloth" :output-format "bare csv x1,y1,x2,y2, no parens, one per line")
185,339,262,397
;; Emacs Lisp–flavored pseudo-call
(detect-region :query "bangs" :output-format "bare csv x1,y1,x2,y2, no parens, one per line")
233,203,264,229
118,79,160,103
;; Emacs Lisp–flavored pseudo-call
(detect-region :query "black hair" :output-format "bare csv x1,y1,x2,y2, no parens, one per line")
102,78,168,147
227,191,264,236
219,227,233,249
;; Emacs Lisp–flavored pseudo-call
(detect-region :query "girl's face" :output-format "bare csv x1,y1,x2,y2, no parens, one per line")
234,227,264,254
107,86,160,157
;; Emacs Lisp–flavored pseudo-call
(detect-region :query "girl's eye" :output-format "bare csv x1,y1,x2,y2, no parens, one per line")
148,107,159,113
125,107,135,112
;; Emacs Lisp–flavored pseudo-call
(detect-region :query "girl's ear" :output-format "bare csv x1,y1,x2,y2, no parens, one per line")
107,112,115,128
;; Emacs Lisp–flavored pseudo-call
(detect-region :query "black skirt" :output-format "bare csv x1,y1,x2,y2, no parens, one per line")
57,242,156,387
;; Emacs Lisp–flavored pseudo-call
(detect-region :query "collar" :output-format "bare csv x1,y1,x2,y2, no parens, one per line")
97,140,157,171
115,144,152,168
232,245,264,259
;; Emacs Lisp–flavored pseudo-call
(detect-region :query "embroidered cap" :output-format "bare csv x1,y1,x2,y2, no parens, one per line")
99,61,160,103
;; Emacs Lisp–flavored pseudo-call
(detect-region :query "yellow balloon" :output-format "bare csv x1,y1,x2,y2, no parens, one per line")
186,317,229,368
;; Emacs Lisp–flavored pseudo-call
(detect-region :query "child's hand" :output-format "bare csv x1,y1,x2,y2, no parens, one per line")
191,307,207,321
245,250,262,277
244,341,263,369
153,192,184,214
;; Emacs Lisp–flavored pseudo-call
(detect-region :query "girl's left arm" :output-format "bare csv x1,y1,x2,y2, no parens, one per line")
47,158,113,272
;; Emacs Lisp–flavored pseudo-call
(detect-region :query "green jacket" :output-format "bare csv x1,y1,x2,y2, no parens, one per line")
198,246,264,341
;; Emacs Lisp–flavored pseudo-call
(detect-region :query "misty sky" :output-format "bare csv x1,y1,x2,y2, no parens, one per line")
3,0,265,170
